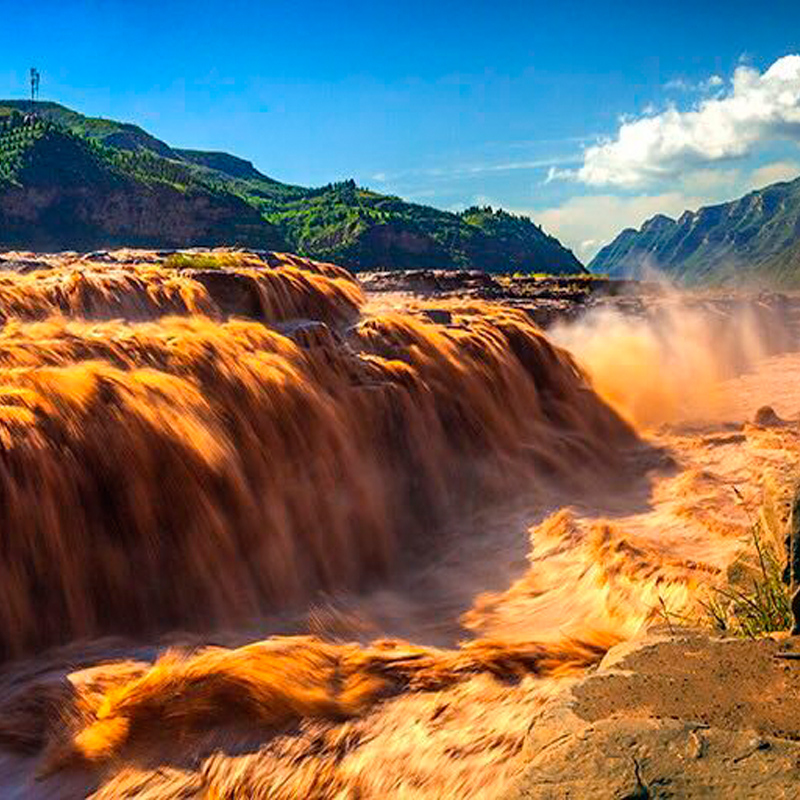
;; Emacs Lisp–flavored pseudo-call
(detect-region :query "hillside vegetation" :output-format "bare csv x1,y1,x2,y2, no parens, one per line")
0,111,284,250
590,175,800,285
0,101,582,273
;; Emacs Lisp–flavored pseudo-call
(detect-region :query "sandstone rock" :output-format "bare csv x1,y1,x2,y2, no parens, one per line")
508,629,800,798
278,319,341,349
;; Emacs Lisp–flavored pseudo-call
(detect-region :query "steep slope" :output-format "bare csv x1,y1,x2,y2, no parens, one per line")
459,205,583,273
590,175,800,284
0,115,285,250
0,101,583,273
264,188,586,272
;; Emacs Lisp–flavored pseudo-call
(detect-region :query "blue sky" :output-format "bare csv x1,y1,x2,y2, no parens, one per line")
2,0,800,262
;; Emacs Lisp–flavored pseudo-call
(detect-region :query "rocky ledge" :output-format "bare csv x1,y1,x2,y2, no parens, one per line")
508,628,800,799
360,268,798,334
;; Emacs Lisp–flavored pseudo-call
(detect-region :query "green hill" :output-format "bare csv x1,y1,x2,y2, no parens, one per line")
0,100,179,158
0,101,583,273
0,111,284,251
589,176,800,285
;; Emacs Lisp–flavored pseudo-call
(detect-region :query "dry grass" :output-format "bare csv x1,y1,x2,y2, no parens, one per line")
698,485,796,637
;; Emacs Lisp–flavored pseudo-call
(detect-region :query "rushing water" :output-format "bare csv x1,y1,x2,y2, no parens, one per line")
0,254,795,798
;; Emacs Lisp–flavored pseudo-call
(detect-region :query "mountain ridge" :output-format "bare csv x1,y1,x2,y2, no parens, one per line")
0,100,584,273
590,175,800,284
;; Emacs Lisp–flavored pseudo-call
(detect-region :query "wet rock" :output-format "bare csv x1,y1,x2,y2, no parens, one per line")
754,406,784,427
0,257,49,274
359,269,501,296
278,319,341,349
420,309,452,325
185,269,263,319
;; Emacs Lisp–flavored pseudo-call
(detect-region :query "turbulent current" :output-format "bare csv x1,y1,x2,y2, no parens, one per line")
0,251,797,798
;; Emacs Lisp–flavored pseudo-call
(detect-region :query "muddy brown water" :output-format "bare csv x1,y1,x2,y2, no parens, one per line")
0,263,797,797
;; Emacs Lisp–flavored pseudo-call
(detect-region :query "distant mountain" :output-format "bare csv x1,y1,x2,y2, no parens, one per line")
590,176,800,285
0,101,583,273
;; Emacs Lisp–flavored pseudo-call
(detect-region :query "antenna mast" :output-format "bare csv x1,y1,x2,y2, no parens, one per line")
29,68,40,102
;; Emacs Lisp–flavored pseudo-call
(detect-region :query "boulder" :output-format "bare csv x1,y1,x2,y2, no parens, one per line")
508,629,800,798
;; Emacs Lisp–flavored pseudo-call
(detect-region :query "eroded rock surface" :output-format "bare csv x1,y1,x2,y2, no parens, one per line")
509,628,800,798
360,268,800,337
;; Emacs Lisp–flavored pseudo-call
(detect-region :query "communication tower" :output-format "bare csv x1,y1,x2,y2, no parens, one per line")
30,68,40,102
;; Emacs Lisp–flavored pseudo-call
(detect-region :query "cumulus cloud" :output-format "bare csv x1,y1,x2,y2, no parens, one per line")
565,55,800,188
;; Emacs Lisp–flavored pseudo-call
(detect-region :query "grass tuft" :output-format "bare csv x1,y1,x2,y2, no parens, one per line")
699,526,792,637
699,486,796,638
163,252,261,270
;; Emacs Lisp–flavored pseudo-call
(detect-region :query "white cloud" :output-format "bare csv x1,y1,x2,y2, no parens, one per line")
565,55,800,187
371,155,579,186
527,192,706,261
664,78,692,92
664,74,724,93
679,167,741,193
461,156,578,175
545,165,575,183
748,160,800,188
530,160,799,263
